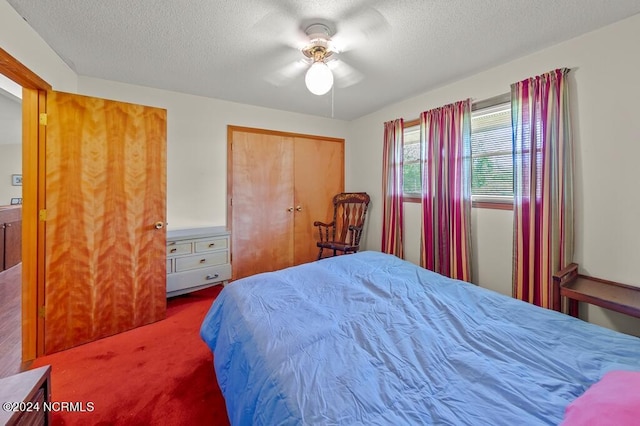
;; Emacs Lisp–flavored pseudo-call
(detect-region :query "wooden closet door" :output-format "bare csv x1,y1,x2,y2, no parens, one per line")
293,137,344,265
44,91,166,354
230,129,294,280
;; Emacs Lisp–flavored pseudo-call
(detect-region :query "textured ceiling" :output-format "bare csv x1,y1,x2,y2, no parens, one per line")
6,0,640,120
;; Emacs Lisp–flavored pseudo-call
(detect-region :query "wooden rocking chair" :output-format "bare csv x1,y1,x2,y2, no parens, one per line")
313,192,370,260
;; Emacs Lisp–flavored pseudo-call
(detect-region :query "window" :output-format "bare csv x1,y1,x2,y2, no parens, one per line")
402,122,420,197
470,100,513,203
401,94,514,207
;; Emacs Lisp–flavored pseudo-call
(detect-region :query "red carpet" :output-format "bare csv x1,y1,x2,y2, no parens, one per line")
31,286,230,425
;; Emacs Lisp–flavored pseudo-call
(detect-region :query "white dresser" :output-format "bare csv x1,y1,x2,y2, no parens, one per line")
166,227,231,297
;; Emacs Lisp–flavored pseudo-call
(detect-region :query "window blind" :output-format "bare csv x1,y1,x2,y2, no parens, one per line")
471,102,513,200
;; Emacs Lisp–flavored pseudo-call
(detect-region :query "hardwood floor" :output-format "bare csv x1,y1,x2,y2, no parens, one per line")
0,263,22,378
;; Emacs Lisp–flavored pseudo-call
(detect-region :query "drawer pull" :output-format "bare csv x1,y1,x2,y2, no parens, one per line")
200,259,207,263
170,248,177,253
206,274,219,280
208,243,216,247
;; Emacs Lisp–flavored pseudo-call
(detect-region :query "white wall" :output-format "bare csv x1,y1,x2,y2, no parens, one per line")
348,14,640,335
77,77,349,229
0,91,21,206
0,1,77,92
0,144,22,205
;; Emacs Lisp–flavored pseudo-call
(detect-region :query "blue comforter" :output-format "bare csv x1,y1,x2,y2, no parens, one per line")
200,251,640,425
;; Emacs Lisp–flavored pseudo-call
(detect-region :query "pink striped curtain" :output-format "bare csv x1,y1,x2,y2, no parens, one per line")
420,100,472,281
381,119,404,257
512,68,574,310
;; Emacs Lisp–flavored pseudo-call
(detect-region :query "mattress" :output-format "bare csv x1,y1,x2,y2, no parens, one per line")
201,251,640,425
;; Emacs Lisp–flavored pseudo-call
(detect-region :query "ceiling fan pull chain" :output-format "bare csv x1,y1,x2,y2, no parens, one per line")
331,84,335,119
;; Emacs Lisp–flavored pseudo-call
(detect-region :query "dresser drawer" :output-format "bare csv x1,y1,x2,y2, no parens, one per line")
166,264,232,293
165,228,232,297
167,242,192,257
195,237,228,253
175,251,228,272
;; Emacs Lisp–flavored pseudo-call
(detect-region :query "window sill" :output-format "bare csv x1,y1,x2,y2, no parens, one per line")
402,196,513,211
472,200,513,210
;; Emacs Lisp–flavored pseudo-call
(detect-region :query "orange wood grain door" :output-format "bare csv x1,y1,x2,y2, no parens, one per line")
44,91,166,354
293,137,344,265
230,128,294,280
229,127,344,279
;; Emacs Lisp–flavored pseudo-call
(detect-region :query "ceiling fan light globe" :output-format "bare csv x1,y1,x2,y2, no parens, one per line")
305,62,334,95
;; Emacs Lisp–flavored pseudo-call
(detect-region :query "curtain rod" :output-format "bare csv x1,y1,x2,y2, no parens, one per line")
472,93,510,111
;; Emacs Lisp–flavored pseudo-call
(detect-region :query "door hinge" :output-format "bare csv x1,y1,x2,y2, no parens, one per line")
39,113,48,126
39,209,47,221
230,197,232,206
38,306,46,318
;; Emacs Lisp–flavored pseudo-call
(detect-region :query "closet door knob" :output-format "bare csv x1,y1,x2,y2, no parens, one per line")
287,207,294,212
296,206,302,211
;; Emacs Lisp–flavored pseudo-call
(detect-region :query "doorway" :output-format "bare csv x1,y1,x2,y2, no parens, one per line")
0,46,52,366
0,46,168,362
0,64,24,377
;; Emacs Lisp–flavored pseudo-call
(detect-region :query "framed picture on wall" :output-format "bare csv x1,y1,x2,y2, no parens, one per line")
11,174,22,186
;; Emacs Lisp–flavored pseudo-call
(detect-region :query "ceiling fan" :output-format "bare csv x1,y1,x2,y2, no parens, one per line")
300,23,343,95
261,7,389,96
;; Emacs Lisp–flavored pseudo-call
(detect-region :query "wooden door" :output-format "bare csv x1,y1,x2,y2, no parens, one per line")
293,137,344,265
229,127,344,279
230,128,294,280
44,91,166,354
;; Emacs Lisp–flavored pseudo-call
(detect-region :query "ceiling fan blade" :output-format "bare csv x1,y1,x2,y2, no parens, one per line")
328,59,363,88
331,5,390,53
253,11,310,50
265,59,309,87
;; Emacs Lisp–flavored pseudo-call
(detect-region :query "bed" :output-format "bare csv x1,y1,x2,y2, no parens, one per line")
200,251,640,425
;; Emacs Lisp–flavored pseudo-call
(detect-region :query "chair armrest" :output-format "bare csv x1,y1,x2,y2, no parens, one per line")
552,263,579,312
553,263,579,284
313,221,334,227
314,221,335,243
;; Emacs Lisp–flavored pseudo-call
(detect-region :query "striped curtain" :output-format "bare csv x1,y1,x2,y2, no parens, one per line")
420,100,472,281
381,119,404,257
512,68,574,310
